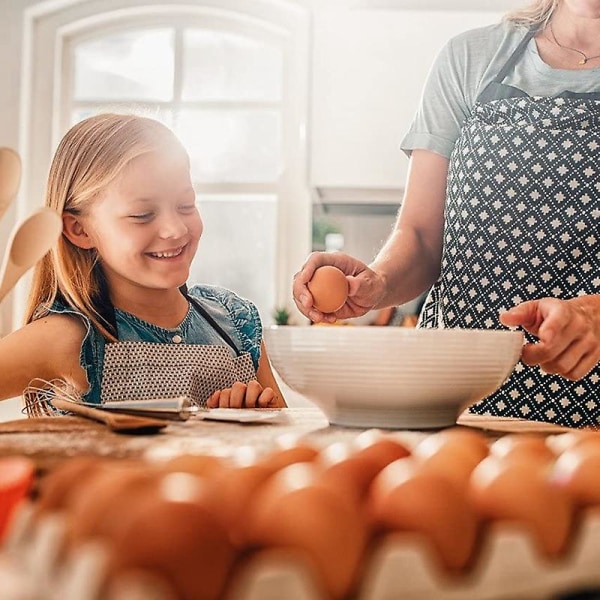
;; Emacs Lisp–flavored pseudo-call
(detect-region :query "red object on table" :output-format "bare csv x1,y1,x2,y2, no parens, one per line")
0,456,35,541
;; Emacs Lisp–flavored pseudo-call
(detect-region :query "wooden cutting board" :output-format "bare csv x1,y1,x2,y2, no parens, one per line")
457,411,577,434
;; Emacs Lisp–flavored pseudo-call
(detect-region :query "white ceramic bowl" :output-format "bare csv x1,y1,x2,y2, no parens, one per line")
265,326,523,429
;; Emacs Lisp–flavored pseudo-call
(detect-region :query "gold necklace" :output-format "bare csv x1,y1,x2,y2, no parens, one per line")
548,23,600,65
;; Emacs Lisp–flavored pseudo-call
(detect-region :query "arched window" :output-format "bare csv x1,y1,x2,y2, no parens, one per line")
18,1,310,325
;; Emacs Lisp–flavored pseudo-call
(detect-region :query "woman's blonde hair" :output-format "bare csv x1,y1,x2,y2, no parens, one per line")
504,0,559,28
25,113,186,340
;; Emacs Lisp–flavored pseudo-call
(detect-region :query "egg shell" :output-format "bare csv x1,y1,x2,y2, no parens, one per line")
307,266,349,314
490,434,555,467
368,458,479,572
243,462,367,599
106,475,236,600
161,454,230,481
66,464,162,548
551,444,600,507
316,442,386,508
257,443,320,472
469,456,573,557
36,456,106,514
413,430,489,491
549,431,600,455
351,431,411,471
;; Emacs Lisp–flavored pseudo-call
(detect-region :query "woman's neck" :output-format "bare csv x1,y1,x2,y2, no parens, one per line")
551,5,600,53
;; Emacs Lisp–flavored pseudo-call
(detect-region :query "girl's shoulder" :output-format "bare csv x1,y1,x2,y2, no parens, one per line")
187,284,263,359
187,283,259,321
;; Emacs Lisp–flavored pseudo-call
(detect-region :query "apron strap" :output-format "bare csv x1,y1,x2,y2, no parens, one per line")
492,26,539,85
180,284,244,357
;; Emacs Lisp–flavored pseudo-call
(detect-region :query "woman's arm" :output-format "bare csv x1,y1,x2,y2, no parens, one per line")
0,315,88,401
369,149,449,308
293,149,449,322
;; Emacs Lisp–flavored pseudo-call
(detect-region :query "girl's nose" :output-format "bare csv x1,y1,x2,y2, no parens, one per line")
157,212,188,239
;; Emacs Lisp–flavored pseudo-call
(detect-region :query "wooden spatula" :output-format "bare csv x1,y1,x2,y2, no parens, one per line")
51,397,168,433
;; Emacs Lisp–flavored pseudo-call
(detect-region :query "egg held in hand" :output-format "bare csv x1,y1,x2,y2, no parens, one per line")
307,266,349,314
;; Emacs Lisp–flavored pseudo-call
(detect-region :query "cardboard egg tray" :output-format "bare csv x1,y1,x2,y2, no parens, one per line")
2,501,600,600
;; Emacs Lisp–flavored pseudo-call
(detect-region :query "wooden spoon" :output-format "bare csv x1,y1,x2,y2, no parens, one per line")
51,397,168,433
0,148,22,223
0,207,62,303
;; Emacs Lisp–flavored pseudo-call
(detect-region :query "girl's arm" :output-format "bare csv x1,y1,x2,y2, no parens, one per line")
0,315,88,401
256,340,286,407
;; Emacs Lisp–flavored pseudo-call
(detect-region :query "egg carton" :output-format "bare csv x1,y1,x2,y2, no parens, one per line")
3,502,600,600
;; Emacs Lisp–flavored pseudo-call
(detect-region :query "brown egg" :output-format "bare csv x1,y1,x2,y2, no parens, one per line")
307,266,349,314
258,440,320,473
468,456,573,557
316,442,385,507
548,431,600,455
490,434,555,467
243,462,367,599
368,458,479,572
105,473,236,600
36,456,106,514
351,430,411,471
413,429,489,491
551,444,600,507
161,454,230,480
66,463,161,547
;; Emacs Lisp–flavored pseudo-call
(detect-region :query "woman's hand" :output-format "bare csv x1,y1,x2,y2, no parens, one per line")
500,296,600,380
292,251,387,323
207,380,277,408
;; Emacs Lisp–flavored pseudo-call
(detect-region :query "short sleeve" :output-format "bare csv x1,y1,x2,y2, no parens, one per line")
401,35,471,159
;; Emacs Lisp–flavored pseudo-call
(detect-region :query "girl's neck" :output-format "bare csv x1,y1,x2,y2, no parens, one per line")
110,286,190,329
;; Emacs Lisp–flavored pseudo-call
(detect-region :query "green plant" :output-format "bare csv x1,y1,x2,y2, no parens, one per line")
273,307,291,326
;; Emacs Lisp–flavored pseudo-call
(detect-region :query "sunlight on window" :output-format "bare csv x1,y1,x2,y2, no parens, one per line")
73,29,174,101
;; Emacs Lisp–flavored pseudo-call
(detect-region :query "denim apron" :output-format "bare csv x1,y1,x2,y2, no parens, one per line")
100,290,257,406
419,28,600,427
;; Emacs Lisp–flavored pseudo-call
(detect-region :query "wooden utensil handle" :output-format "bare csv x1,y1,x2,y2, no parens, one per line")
51,397,111,424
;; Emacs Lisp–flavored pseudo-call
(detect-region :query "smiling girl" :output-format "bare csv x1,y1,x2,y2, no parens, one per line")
0,113,285,410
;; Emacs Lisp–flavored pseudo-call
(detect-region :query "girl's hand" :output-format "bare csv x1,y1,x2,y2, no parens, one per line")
499,296,600,380
292,251,387,323
207,380,277,409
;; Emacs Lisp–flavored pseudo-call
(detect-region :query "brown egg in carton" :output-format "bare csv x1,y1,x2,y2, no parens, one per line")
3,429,600,600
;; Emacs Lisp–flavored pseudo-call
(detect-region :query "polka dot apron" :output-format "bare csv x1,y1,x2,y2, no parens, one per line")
419,28,600,427
100,292,256,407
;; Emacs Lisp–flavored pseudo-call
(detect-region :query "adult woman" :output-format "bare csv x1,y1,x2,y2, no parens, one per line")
293,0,600,427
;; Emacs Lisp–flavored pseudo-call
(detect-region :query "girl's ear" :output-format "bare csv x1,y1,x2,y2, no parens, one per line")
62,213,95,250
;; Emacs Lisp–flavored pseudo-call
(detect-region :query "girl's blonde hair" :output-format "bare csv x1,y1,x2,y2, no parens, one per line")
504,0,559,28
25,113,186,340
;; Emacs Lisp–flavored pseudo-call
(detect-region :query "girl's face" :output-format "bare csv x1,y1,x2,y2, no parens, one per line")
79,149,202,298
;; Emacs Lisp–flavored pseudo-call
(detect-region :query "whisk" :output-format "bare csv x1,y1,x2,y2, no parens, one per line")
22,378,83,418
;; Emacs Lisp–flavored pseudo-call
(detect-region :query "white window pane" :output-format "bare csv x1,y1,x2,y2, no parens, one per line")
71,107,174,128
73,29,174,101
189,194,277,324
176,109,281,183
182,30,283,102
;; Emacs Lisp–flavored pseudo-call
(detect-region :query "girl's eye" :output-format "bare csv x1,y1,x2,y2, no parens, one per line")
129,213,153,221
178,204,198,214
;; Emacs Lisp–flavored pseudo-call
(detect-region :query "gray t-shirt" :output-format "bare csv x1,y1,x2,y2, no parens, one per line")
401,21,600,158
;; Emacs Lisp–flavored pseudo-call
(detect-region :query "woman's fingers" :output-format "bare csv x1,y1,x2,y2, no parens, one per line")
244,380,263,408
257,387,276,408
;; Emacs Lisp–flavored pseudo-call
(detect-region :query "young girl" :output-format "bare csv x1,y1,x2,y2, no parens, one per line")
0,113,285,410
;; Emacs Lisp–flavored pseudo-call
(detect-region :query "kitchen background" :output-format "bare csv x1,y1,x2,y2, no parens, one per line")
0,0,523,420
